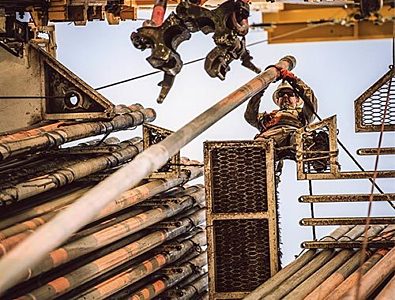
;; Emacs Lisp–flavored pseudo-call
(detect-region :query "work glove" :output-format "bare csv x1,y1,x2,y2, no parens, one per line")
279,69,297,82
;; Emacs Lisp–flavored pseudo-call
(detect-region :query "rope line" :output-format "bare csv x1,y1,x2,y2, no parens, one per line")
355,18,395,300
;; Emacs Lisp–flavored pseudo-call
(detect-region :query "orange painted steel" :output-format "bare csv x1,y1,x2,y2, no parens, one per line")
0,56,294,295
324,248,388,300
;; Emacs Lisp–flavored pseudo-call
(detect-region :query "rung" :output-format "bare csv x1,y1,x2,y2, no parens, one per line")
357,147,395,156
302,240,395,249
299,194,395,203
300,217,395,226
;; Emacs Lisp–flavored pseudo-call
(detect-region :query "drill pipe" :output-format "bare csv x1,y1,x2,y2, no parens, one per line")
324,248,389,300
0,186,91,230
0,208,146,258
0,104,144,144
127,252,207,300
75,234,207,300
340,247,395,299
0,106,155,161
304,251,365,300
0,138,143,205
283,250,355,300
16,209,205,300
0,55,295,294
8,187,205,283
244,225,356,300
0,165,202,244
375,274,395,300
164,273,208,300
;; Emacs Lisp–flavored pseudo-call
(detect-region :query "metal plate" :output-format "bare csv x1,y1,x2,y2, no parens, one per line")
355,68,395,132
204,140,279,299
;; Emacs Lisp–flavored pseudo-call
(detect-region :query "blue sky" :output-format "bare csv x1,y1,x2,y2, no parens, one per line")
55,10,394,264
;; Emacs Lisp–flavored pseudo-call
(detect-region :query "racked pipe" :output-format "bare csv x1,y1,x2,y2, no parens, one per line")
4,186,205,283
164,273,208,300
283,250,355,299
16,209,206,300
244,225,355,300
0,164,203,242
0,106,155,161
0,186,91,230
340,246,395,299
304,251,363,300
0,55,295,294
0,138,143,205
78,238,207,300
375,274,395,300
324,248,389,300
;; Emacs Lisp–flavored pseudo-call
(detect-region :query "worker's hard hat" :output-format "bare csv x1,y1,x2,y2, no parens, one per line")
272,81,303,107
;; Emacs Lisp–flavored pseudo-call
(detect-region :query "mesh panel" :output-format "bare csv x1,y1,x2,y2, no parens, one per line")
213,219,271,292
211,146,268,213
361,75,395,126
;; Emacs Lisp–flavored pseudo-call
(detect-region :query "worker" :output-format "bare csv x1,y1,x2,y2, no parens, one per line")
244,68,318,161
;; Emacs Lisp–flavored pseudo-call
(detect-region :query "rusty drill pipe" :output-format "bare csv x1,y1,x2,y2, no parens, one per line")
244,225,355,300
0,56,295,294
10,187,205,283
0,106,155,161
127,252,207,300
166,273,208,300
0,161,201,232
340,246,395,299
75,234,207,300
375,274,395,300
0,138,143,205
0,166,202,249
0,104,143,144
284,250,355,300
0,186,91,230
16,209,206,300
0,208,146,258
304,251,366,300
324,248,389,300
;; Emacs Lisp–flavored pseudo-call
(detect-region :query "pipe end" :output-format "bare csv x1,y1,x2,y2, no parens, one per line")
280,55,297,70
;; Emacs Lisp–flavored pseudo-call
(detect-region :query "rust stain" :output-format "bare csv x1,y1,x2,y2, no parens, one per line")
0,122,64,143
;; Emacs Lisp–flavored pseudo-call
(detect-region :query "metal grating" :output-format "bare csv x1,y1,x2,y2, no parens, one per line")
205,140,279,299
214,219,271,293
355,68,395,132
143,123,180,178
211,146,267,213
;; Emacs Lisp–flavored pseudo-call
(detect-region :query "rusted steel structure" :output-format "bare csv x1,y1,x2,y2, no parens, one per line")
204,140,279,299
245,225,395,299
0,87,210,299
0,55,295,294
